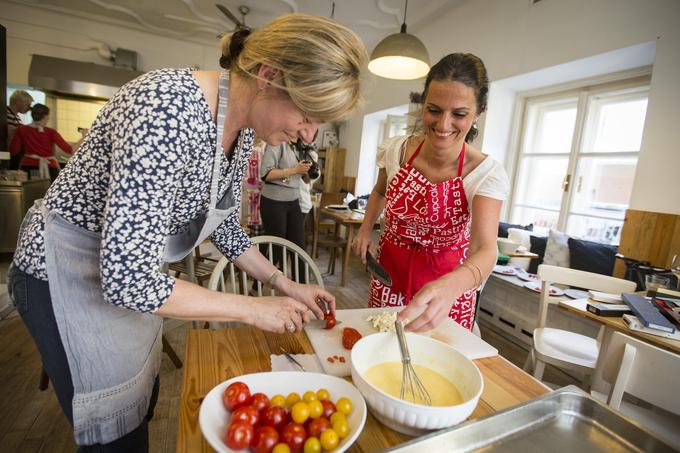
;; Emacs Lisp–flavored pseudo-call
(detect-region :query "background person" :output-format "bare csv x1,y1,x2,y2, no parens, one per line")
6,89,33,169
8,13,366,451
352,53,508,333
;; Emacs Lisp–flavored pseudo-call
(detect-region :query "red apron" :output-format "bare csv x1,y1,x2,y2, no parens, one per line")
369,140,476,330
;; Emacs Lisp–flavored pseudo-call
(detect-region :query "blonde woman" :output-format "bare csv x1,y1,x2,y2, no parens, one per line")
8,14,366,451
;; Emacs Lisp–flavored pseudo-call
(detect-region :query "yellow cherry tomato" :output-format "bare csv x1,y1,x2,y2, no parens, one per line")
319,428,340,451
286,392,301,409
316,388,331,401
335,397,352,415
273,443,291,453
329,411,346,425
291,401,311,424
270,394,286,407
307,400,323,419
303,436,322,453
302,390,317,403
332,419,350,439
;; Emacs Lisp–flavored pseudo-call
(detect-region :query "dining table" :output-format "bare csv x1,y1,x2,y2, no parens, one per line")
176,324,550,452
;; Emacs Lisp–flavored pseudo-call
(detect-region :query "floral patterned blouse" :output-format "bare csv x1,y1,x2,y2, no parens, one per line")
12,68,253,313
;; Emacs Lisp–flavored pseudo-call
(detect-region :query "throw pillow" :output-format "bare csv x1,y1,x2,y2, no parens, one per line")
528,235,548,274
543,229,570,268
568,237,618,276
498,222,533,238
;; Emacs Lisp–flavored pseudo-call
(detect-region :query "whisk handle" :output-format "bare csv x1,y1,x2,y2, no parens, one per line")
395,320,411,363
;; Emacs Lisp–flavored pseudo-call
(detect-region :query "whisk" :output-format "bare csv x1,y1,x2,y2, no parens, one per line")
395,320,432,406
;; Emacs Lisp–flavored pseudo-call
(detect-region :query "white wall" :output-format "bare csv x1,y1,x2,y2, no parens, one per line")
350,0,680,215
2,1,221,86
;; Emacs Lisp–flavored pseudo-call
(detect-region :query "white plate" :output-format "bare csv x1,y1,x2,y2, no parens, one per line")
199,371,367,453
515,269,539,282
325,204,349,210
492,265,517,276
523,281,565,297
564,289,589,299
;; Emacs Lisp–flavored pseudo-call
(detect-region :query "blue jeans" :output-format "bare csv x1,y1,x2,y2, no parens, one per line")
8,265,159,452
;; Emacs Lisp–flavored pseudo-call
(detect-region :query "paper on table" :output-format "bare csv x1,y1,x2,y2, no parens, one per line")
270,354,324,373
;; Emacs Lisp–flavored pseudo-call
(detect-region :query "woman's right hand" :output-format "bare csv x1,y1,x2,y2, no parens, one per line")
293,161,312,175
351,227,376,264
247,296,311,333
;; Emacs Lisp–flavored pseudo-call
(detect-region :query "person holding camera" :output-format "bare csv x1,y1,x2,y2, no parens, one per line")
260,139,319,282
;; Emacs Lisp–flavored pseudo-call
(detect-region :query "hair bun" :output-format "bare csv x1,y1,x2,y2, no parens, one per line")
220,27,252,69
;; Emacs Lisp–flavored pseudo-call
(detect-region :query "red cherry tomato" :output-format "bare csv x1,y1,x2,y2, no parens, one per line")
320,400,335,419
231,405,259,426
223,381,252,411
280,422,307,452
324,313,336,330
251,392,271,412
306,417,331,438
342,327,362,350
224,420,254,450
261,405,288,431
251,425,279,453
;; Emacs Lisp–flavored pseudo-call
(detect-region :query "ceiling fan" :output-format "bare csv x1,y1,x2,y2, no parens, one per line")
215,3,250,30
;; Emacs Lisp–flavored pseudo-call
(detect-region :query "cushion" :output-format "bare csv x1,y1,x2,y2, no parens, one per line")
543,229,570,268
568,237,617,276
498,222,533,238
528,235,548,274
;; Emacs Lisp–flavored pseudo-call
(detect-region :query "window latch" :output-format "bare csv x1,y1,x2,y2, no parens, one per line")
562,174,571,192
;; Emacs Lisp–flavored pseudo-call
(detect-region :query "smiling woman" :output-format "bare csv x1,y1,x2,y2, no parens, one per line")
8,12,366,452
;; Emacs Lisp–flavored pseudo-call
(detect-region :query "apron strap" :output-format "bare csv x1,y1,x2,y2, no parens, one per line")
209,71,230,208
457,143,466,177
406,140,425,166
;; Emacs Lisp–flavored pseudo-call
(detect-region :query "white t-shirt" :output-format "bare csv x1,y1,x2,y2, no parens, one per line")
376,135,509,208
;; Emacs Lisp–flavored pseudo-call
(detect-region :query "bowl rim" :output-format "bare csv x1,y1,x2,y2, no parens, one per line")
350,332,484,410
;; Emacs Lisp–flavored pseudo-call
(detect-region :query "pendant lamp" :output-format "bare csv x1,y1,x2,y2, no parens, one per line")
368,0,430,80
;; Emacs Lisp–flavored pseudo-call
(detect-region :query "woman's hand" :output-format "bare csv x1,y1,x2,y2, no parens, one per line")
397,274,462,332
293,161,312,175
247,296,312,333
351,227,376,264
280,280,334,320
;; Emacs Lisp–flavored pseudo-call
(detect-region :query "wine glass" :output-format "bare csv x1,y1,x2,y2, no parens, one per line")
672,254,680,290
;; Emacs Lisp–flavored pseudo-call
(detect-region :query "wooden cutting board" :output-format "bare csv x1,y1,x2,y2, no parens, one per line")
304,307,498,377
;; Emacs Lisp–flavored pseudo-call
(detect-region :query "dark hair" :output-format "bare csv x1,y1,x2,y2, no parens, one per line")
30,103,50,122
422,53,489,142
220,28,252,69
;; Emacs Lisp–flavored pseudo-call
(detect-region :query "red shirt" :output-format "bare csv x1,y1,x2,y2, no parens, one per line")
9,124,73,169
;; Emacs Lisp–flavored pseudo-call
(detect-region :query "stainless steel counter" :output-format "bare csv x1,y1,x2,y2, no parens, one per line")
0,179,50,252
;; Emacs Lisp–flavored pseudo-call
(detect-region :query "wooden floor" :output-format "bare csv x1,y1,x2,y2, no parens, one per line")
0,248,577,452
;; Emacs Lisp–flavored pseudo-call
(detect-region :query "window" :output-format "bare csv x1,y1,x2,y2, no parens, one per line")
509,77,649,244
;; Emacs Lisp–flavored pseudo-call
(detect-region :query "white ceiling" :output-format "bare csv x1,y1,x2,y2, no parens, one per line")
14,0,458,51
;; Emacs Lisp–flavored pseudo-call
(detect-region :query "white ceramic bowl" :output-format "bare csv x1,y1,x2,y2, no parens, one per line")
199,371,367,453
497,237,520,255
350,333,483,436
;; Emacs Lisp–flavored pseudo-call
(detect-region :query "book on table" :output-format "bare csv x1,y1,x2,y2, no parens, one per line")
621,293,676,334
652,298,680,328
623,314,680,340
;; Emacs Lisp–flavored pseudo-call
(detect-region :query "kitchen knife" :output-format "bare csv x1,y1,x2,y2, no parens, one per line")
366,252,392,286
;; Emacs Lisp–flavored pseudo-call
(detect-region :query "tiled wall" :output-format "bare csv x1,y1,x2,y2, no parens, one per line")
55,98,106,142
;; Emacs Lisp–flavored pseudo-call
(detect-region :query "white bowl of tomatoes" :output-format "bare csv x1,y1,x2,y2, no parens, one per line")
199,371,367,453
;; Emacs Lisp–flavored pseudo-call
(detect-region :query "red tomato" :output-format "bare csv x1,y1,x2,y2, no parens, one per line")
320,400,335,419
224,420,254,450
342,327,362,350
280,422,307,452
324,313,336,330
251,426,279,453
223,381,252,411
306,417,331,438
231,405,259,426
251,392,270,412
261,405,287,431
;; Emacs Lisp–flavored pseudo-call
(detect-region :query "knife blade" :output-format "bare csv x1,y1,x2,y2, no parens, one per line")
366,252,392,286
279,347,306,371
306,318,343,329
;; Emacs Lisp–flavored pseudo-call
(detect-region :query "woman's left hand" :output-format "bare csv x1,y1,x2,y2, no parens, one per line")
397,275,461,332
282,280,335,320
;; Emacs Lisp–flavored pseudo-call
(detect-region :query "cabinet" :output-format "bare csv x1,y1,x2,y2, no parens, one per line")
0,179,50,252
313,147,346,193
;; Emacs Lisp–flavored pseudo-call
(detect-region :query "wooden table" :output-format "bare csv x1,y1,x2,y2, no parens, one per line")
505,251,539,258
320,207,373,286
177,326,550,452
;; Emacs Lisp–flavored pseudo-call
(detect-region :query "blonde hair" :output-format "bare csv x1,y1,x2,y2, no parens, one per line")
221,14,367,122
10,90,33,106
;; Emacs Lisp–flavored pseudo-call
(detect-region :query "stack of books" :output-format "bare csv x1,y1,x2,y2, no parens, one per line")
622,289,680,339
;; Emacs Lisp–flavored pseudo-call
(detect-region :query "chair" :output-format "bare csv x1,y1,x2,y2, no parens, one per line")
167,245,217,286
207,235,325,328
523,264,636,388
311,192,347,275
597,331,680,448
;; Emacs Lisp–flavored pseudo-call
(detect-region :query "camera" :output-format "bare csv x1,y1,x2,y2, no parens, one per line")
291,139,320,179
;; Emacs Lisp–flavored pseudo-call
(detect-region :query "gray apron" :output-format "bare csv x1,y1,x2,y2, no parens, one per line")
37,70,238,445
